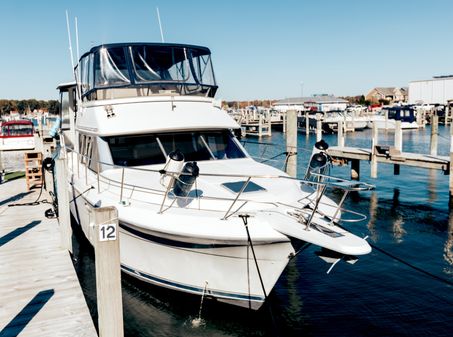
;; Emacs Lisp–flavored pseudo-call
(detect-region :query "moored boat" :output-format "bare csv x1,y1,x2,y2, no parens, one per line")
56,42,374,309
0,119,35,151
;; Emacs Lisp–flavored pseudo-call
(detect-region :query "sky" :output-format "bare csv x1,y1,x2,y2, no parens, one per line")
1,0,453,101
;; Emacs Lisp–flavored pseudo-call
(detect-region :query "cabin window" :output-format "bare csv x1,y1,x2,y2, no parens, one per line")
106,135,166,166
105,130,246,167
94,47,130,87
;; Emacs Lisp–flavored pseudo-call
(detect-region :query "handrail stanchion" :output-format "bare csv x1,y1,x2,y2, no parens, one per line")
77,152,80,178
304,184,327,230
328,191,349,226
85,157,88,185
97,162,101,193
159,175,174,214
222,177,251,220
119,167,125,203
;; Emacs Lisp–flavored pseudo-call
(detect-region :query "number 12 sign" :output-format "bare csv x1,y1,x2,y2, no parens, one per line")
99,223,117,241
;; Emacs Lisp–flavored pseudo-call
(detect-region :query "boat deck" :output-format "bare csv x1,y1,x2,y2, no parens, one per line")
0,178,97,337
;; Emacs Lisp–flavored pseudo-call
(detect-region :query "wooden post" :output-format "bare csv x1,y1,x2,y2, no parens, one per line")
394,120,402,152
337,121,344,147
55,150,72,253
371,122,378,178
257,114,262,137
430,114,439,156
394,120,402,175
305,111,309,136
282,111,286,133
286,109,298,177
268,112,272,136
316,113,322,142
93,206,124,337
445,105,450,126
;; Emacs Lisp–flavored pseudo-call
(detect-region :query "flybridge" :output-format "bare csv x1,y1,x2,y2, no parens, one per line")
76,43,218,101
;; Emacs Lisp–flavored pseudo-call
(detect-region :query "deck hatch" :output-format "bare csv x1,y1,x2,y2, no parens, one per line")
222,181,266,193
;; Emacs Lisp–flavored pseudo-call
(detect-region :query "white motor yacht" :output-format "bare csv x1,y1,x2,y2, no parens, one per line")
0,119,35,151
56,42,373,309
369,106,420,129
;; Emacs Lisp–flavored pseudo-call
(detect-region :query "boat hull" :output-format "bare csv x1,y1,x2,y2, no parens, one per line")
70,189,294,310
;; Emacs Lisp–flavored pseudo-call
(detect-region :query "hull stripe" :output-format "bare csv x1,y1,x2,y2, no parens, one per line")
121,264,265,302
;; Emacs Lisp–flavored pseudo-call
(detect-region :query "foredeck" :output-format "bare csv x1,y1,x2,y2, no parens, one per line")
0,178,97,336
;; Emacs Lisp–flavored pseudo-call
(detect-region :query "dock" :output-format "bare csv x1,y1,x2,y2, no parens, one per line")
328,146,449,172
0,177,97,336
325,116,453,205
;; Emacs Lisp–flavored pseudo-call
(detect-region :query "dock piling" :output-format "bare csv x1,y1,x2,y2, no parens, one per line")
286,109,298,177
55,150,72,253
305,111,309,136
394,120,402,175
371,123,378,178
430,113,439,156
316,113,322,142
337,121,344,147
93,206,124,337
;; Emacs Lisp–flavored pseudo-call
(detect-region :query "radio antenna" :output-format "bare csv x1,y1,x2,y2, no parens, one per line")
75,17,80,62
156,7,165,42
65,10,75,72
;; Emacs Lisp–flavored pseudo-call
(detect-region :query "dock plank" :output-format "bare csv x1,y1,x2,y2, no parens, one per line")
328,146,450,171
0,178,97,337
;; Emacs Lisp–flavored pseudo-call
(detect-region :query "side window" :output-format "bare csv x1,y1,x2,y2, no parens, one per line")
79,135,93,165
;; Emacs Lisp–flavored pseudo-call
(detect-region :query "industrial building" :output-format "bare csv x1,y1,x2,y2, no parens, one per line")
408,76,453,105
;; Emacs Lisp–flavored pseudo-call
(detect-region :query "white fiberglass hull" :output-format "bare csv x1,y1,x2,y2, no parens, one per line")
66,155,371,310
0,137,35,151
368,119,419,130
70,186,294,309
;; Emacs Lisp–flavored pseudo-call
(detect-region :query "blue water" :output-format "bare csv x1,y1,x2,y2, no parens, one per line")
72,126,453,337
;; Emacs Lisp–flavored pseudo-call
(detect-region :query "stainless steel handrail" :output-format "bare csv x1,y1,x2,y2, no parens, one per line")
64,147,374,224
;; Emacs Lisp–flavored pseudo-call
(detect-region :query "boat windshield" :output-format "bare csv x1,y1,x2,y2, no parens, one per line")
78,43,217,100
105,130,246,167
1,123,34,137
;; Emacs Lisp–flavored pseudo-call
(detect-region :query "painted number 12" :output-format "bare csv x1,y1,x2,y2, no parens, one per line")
99,223,117,241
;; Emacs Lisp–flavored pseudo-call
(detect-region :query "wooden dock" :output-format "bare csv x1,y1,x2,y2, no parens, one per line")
0,177,97,337
328,146,450,172
325,118,453,205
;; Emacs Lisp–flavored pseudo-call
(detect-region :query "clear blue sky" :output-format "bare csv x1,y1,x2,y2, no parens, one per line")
1,0,452,101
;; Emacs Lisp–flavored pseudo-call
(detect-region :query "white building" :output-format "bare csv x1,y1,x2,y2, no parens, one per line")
273,95,348,112
408,76,453,105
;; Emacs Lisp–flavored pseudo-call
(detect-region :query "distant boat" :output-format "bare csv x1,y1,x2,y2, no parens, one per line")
369,106,420,129
0,120,35,151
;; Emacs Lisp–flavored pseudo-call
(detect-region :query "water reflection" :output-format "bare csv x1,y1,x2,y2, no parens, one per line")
367,192,378,242
444,209,453,274
391,189,406,242
428,169,437,203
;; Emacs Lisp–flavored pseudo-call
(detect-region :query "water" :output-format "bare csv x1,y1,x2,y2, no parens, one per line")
71,126,453,337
